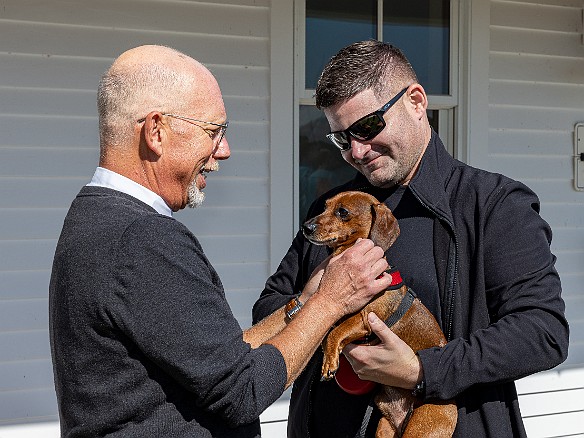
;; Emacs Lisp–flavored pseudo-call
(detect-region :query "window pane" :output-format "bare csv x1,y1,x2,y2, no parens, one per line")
383,0,450,95
305,0,376,89
299,106,440,223
299,106,357,221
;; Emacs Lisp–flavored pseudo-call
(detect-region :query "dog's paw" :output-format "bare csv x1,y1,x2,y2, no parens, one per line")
320,369,337,381
321,358,340,381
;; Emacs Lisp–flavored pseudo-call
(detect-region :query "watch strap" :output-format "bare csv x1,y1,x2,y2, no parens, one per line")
285,297,303,321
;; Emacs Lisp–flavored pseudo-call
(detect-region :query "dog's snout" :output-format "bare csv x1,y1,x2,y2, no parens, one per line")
303,222,317,236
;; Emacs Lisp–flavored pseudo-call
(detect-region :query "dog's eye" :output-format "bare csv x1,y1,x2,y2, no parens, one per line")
336,207,350,220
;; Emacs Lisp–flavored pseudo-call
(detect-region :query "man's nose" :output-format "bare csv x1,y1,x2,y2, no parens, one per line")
349,139,371,161
214,137,231,160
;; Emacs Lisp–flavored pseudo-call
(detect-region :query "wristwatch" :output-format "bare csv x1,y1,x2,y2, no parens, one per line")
285,297,303,321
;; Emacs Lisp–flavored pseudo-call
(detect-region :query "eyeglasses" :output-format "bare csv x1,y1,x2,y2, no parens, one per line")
137,113,229,146
325,87,408,151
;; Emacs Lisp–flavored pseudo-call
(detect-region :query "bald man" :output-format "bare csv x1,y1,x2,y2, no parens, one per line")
49,45,392,437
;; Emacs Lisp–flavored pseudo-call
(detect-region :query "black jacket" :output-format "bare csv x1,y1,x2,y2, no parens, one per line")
253,131,569,437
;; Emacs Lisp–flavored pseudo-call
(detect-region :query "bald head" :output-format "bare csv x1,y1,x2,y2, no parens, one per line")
97,45,221,155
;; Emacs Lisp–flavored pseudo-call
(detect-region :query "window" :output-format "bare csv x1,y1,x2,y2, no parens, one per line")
297,0,457,224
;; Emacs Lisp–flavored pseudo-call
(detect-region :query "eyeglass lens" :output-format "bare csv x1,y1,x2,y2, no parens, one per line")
349,114,385,140
326,113,385,150
326,87,408,151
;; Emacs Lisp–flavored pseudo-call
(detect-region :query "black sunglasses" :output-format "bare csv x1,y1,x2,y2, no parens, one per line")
326,87,408,151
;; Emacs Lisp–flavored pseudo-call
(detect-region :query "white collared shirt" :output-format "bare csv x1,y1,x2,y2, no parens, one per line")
87,167,173,217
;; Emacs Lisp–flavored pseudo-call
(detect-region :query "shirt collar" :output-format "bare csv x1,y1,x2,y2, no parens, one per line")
87,167,173,217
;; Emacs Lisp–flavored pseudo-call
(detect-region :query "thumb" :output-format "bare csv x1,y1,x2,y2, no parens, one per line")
368,312,398,343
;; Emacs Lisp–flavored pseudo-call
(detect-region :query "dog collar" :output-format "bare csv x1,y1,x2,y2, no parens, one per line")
385,287,416,328
386,267,404,290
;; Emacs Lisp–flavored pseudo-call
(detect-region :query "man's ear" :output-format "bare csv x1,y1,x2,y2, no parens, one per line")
141,112,165,157
369,203,400,252
406,84,428,120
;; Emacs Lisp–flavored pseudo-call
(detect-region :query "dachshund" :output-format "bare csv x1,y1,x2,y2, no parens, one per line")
303,191,457,438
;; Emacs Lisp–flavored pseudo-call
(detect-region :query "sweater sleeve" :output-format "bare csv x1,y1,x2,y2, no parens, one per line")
110,214,287,426
419,180,569,400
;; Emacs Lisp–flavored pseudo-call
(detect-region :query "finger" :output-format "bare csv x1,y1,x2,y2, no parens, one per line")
343,342,357,356
374,271,392,287
368,312,398,343
371,258,390,275
363,244,387,264
342,343,362,369
351,238,374,253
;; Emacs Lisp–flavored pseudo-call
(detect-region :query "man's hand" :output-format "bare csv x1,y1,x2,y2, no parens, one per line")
249,240,390,388
343,312,423,390
313,239,392,320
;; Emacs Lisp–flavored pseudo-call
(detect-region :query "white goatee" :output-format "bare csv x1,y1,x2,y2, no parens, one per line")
187,162,220,209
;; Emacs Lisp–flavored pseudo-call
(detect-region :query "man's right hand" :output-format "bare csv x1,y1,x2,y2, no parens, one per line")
313,239,391,320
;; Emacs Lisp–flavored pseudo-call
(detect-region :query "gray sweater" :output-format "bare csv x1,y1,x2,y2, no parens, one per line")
49,186,286,437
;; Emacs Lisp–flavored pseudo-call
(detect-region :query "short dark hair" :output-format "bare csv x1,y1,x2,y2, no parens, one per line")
315,40,418,109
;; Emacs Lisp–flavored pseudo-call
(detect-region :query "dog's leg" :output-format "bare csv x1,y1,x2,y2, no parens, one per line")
374,386,413,438
321,311,370,379
375,416,398,438
400,402,458,438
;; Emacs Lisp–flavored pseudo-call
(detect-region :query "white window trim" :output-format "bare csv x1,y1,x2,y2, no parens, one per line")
455,0,490,166
269,0,296,272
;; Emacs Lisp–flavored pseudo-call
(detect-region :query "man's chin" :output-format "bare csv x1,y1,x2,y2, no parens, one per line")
187,184,205,208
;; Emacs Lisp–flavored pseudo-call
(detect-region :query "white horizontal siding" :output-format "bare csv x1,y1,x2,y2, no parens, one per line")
0,22,270,68
489,0,584,371
490,1,584,434
0,0,270,38
518,368,584,438
491,1,583,33
0,271,51,300
0,0,272,426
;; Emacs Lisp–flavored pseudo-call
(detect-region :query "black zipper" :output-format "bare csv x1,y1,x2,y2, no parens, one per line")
406,187,458,341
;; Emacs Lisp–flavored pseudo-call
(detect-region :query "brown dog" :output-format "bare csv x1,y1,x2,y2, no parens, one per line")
303,191,457,438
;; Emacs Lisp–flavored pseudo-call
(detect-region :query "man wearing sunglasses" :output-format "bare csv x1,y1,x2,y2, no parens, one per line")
253,40,568,437
49,45,392,437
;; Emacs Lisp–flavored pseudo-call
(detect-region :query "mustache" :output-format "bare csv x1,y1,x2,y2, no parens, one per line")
204,161,220,172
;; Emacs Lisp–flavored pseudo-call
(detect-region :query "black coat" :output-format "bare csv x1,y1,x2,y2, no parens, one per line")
253,131,569,437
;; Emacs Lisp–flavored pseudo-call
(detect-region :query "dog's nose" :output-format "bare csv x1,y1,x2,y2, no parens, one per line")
303,222,317,236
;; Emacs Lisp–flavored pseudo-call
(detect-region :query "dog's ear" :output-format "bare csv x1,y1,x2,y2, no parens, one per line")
369,203,400,251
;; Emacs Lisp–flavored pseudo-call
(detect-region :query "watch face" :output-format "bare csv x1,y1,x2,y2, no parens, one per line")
285,298,303,320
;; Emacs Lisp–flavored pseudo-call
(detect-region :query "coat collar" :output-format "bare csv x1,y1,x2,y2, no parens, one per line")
345,129,456,226
408,129,457,225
